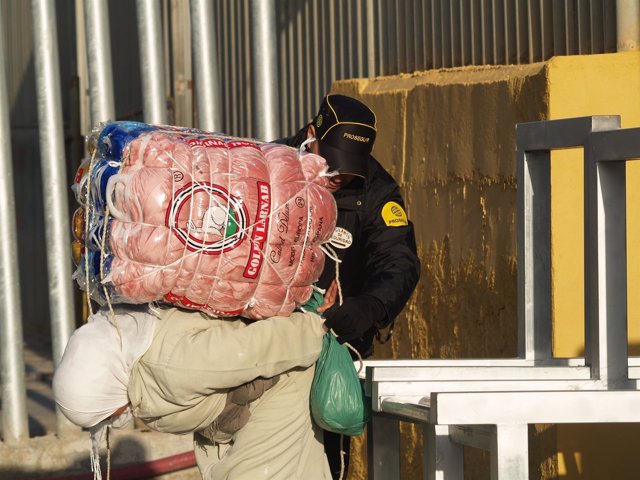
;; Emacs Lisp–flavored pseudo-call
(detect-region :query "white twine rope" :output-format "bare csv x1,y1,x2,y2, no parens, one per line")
89,445,101,480
330,333,362,480
99,198,122,346
88,133,338,319
83,149,99,318
103,163,322,300
299,136,315,154
106,426,111,480
320,243,344,307
83,144,118,480
339,433,346,480
82,145,124,339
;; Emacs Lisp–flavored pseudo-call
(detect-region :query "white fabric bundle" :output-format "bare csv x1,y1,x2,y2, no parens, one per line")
52,308,157,480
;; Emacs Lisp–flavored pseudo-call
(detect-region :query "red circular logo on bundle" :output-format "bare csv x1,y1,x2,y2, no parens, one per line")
166,182,248,254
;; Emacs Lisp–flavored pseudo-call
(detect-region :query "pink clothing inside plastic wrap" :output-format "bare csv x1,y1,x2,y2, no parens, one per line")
97,131,336,319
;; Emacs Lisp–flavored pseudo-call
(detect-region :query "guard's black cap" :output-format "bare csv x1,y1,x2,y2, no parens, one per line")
312,94,377,178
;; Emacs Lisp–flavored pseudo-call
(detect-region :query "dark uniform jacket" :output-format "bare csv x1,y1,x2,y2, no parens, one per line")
278,132,420,357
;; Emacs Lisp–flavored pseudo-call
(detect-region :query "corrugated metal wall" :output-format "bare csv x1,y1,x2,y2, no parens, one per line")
370,0,617,71
211,0,617,139
274,0,373,139
214,0,253,137
109,1,144,121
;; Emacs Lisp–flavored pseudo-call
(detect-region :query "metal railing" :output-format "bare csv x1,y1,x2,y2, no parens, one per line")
0,7,28,447
365,117,640,479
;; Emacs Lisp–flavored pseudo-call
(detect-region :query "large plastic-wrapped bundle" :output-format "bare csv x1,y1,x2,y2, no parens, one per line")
71,121,337,319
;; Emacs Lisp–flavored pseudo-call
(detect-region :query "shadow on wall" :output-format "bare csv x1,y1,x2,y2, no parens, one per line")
555,423,640,479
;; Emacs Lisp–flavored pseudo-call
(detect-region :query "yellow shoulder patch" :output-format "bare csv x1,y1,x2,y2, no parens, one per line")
381,201,409,227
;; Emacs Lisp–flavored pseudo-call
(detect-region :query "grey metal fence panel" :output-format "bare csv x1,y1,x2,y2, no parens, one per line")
190,0,223,132
84,0,115,125
208,0,616,139
616,0,639,51
0,7,29,446
43,0,604,139
137,0,167,125
250,0,280,141
32,0,77,434
169,0,193,127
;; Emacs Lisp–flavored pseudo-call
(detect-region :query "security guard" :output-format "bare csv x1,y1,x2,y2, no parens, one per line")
277,94,420,479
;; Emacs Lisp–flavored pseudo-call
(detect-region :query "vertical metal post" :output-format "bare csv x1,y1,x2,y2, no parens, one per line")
366,0,376,77
250,0,280,141
190,0,222,132
516,149,552,360
32,0,78,433
136,0,167,124
170,0,193,127
367,413,400,479
597,160,628,385
84,0,115,124
0,11,29,445
617,0,640,51
490,424,529,480
74,0,91,136
424,424,464,480
585,133,630,388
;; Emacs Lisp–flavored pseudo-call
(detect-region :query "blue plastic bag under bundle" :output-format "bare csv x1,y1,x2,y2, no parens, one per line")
97,121,154,161
310,332,370,436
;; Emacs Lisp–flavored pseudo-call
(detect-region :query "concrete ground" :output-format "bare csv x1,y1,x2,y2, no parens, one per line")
0,429,201,479
0,325,201,479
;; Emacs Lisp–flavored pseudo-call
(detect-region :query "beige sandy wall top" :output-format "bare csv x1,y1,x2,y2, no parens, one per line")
333,64,547,362
332,63,550,478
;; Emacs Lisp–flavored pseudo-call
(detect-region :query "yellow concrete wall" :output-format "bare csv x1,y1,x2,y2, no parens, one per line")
330,51,640,479
547,52,640,480
547,52,640,355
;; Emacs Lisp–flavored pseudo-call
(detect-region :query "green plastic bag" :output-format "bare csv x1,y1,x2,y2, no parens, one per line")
310,332,370,436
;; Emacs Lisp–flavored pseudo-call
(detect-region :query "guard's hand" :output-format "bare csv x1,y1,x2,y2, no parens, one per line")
317,280,338,313
323,295,386,342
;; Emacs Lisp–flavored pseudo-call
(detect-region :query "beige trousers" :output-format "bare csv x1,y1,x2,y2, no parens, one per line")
194,364,332,480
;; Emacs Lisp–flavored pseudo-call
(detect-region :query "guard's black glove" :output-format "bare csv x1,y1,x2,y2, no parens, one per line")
323,295,387,343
